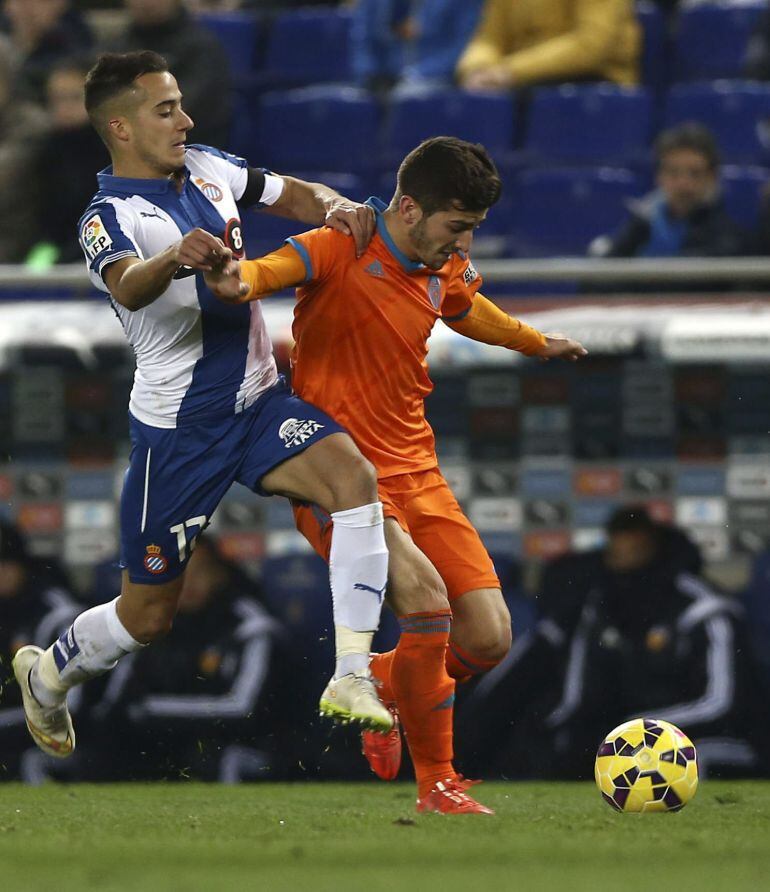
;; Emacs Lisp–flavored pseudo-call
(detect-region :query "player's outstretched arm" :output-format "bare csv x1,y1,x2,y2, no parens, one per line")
265,176,375,258
105,228,228,311
444,293,588,361
204,244,307,305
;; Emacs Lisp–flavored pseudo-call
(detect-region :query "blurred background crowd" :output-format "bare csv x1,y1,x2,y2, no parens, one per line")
3,0,770,786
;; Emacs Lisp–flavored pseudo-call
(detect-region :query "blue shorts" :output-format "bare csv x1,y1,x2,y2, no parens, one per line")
120,379,344,584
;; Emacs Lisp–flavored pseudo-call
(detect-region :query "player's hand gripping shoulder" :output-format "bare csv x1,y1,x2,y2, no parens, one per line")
324,199,376,258
537,333,588,362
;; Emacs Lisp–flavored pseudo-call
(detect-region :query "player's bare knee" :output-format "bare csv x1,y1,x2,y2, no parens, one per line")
327,451,379,512
455,602,512,664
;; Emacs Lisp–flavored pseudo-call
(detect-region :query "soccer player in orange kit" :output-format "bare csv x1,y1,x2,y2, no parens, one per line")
205,137,587,814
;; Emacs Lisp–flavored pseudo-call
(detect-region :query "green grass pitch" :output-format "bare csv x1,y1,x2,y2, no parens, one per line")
1,781,769,891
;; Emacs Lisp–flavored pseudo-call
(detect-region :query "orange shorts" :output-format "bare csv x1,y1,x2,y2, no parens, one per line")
292,466,500,601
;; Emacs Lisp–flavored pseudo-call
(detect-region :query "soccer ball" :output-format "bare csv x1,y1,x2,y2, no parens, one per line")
595,718,698,813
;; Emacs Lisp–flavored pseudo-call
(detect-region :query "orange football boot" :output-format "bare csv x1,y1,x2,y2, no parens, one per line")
361,703,402,780
416,777,495,815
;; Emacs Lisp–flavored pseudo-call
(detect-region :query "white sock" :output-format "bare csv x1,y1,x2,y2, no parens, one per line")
31,597,145,707
329,501,388,678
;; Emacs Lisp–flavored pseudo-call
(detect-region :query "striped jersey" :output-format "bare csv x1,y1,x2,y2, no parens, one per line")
78,144,283,429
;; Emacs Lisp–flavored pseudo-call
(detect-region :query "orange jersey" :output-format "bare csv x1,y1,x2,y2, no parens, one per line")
285,205,483,477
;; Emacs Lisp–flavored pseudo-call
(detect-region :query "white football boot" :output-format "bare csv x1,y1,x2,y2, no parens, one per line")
319,671,394,731
12,645,75,758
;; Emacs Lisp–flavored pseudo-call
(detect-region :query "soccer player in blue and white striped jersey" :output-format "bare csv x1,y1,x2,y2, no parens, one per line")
13,51,393,760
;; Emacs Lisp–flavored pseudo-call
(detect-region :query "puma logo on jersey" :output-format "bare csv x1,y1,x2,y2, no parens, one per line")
140,208,167,221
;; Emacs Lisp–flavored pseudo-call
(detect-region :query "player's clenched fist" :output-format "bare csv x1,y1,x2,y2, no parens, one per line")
174,228,229,272
538,333,588,362
203,259,250,303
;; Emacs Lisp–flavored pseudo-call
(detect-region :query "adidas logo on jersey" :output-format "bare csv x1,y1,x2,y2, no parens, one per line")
278,417,324,448
364,260,385,278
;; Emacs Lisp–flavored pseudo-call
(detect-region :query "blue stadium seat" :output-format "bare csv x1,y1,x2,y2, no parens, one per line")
674,1,764,82
508,167,644,256
636,1,667,91
721,165,767,229
384,87,517,167
525,85,653,165
664,82,770,163
263,8,353,87
197,11,262,79
256,86,381,173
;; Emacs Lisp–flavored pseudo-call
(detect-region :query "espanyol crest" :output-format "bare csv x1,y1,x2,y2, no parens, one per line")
278,417,324,448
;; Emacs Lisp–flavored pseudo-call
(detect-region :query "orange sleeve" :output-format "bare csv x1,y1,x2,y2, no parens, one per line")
441,253,484,321
240,244,307,300
240,227,353,300
444,293,547,357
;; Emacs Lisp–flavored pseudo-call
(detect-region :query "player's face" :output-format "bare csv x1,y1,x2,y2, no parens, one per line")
657,148,717,218
123,72,193,175
408,203,487,270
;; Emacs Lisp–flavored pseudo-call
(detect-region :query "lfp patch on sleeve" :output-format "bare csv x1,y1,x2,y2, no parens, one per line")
463,261,478,286
81,214,113,261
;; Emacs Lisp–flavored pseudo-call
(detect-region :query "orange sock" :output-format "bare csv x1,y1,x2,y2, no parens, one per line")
390,610,455,798
369,650,396,703
445,640,501,683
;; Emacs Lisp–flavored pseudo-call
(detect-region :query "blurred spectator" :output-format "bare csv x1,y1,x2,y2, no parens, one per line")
0,39,47,262
109,0,232,147
0,522,81,779
590,124,747,279
25,56,108,267
351,0,484,92
456,0,640,91
745,3,770,81
0,0,93,104
457,507,761,780
76,537,296,782
350,0,412,93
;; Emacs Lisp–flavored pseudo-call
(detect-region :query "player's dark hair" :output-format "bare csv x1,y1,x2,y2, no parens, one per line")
84,51,169,124
395,136,502,215
606,506,658,537
654,122,720,172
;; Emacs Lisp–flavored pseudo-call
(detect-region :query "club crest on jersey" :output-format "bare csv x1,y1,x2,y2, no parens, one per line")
143,544,168,575
199,181,223,202
428,275,442,309
463,261,479,286
278,417,324,448
81,214,112,261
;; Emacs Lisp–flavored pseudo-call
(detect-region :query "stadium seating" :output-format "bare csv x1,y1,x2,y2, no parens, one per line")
262,8,353,87
197,11,262,79
508,167,644,256
636,1,667,92
721,165,768,229
525,85,654,166
256,86,381,174
383,87,517,167
664,82,770,164
674,0,764,82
